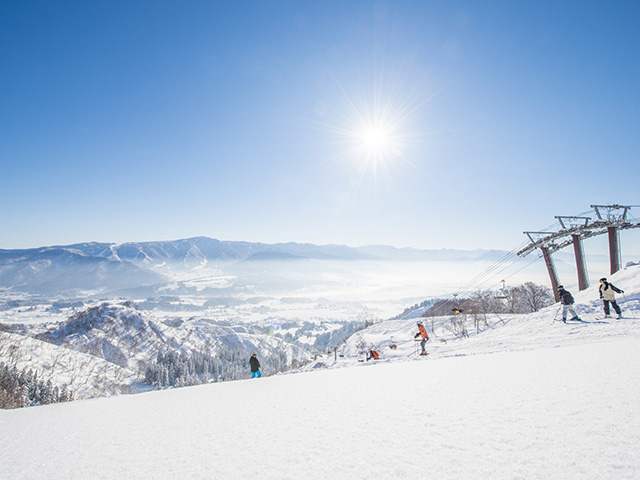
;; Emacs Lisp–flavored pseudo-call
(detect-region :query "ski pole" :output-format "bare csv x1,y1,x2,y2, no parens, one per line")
623,293,637,318
551,305,562,324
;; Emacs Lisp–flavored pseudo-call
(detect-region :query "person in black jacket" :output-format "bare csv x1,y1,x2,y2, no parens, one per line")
557,285,580,323
249,352,261,379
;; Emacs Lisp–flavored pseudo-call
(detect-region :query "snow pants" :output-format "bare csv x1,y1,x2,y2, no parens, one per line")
562,304,578,320
420,338,427,353
251,371,262,379
603,300,621,316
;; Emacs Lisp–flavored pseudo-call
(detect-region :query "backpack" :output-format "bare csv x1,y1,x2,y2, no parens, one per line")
562,291,574,305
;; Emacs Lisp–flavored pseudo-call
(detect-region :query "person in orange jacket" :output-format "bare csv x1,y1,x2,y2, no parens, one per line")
414,321,429,355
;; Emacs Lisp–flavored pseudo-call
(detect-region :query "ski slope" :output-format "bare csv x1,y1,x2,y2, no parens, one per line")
1,266,639,479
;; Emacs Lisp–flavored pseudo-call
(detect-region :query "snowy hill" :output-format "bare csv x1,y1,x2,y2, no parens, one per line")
326,264,640,364
1,303,311,399
1,266,639,479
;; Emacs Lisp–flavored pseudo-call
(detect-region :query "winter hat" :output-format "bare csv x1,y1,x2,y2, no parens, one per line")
600,278,607,282
557,285,564,290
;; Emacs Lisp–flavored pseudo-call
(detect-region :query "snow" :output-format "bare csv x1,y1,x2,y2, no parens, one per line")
1,266,640,479
1,340,638,479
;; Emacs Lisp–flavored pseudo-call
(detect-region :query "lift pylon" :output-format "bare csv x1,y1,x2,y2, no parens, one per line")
519,204,640,297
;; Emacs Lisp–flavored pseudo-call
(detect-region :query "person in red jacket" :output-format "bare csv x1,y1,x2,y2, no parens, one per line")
414,321,429,355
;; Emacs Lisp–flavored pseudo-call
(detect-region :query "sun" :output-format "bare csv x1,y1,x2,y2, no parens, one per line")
359,125,393,154
350,113,405,168
310,67,429,185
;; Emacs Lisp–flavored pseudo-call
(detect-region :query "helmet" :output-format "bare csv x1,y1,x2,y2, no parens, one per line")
416,321,423,325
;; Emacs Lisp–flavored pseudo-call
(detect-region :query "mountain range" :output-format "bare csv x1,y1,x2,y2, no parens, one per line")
0,237,509,295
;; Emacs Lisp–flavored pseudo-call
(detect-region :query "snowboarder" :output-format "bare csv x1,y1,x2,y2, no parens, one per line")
367,349,380,361
414,321,429,355
557,285,580,323
599,278,624,319
249,352,261,378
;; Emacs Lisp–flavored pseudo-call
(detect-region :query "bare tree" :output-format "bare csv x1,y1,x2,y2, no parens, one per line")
444,315,468,338
512,282,553,313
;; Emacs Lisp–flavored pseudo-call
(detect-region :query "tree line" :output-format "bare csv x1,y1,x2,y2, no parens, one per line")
143,347,290,388
419,282,554,338
423,282,553,318
0,362,73,409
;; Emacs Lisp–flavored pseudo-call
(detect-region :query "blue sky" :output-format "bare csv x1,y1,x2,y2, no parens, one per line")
1,0,639,252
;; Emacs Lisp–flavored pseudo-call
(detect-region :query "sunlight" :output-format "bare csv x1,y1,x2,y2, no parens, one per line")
335,103,413,187
358,123,395,157
299,58,435,194
320,78,428,185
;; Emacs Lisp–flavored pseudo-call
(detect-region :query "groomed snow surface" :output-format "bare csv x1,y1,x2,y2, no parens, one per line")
2,266,640,479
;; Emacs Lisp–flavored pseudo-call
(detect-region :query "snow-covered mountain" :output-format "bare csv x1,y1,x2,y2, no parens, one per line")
0,237,514,295
1,265,639,479
0,245,166,292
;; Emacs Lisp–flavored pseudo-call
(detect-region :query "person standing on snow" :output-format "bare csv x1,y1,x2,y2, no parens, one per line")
599,278,624,319
249,352,262,378
557,285,580,323
414,321,429,355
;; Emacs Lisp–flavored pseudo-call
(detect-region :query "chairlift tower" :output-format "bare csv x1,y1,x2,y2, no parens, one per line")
495,280,509,300
522,232,562,301
591,204,631,275
556,216,590,291
518,204,640,300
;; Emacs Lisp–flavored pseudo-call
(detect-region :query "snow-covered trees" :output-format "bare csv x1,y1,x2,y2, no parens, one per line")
312,321,362,352
144,350,220,388
143,348,290,388
0,362,73,409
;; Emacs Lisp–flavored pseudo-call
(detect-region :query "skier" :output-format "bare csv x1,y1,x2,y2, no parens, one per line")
414,321,429,355
249,352,261,378
599,278,624,319
367,349,380,361
557,285,580,323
